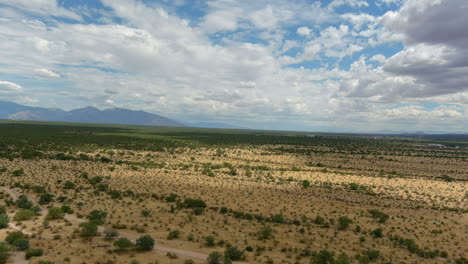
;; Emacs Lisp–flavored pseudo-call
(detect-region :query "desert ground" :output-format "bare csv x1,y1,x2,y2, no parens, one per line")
0,122,466,264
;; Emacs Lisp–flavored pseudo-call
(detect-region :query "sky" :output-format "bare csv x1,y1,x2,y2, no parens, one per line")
0,0,467,133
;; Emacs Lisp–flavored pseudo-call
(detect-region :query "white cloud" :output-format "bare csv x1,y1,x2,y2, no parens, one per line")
370,54,386,63
297,26,311,36
329,0,369,9
0,81,23,92
0,0,466,132
1,0,81,21
35,68,60,78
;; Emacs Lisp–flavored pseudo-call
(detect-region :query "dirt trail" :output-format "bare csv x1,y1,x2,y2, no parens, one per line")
9,252,27,264
1,187,247,263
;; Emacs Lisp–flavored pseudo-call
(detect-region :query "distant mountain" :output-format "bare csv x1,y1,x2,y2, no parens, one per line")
0,101,183,127
186,122,247,129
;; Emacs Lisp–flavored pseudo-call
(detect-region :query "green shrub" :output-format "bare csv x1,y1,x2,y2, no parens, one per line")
79,222,98,237
25,248,43,259
368,210,389,223
310,250,334,264
314,216,325,225
302,180,311,188
63,181,75,189
224,246,244,261
12,239,29,250
167,230,180,240
39,193,54,205
87,210,107,225
16,195,33,209
165,193,178,202
337,216,352,230
0,214,9,229
135,235,154,251
0,242,11,264
5,231,25,244
183,198,207,208
113,237,133,251
371,228,383,238
207,251,223,264
13,209,35,221
11,169,24,176
258,225,273,240
47,207,64,220
349,183,359,190
60,205,73,214
205,236,215,247
32,186,46,193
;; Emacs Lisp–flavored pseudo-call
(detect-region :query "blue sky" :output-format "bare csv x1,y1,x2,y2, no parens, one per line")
0,0,467,132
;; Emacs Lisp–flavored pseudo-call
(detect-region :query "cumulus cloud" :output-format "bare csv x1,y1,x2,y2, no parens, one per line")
370,54,386,63
35,68,60,78
0,0,466,132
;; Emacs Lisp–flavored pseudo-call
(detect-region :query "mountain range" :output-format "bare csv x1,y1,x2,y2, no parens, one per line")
0,101,248,129
0,101,183,127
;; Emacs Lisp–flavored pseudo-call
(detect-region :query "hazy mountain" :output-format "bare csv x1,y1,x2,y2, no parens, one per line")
0,101,183,127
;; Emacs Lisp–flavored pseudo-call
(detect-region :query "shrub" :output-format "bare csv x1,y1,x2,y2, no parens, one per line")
302,180,311,188
0,242,11,264
88,176,103,185
207,251,223,264
165,193,178,202
114,237,134,251
79,222,98,237
63,181,75,189
141,210,151,217
12,239,29,250
314,216,325,225
5,232,25,244
371,228,383,238
25,248,43,259
135,235,155,251
224,246,244,261
337,216,352,230
258,225,273,240
220,207,229,214
104,229,119,241
16,195,33,209
60,205,73,214
192,207,204,215
349,183,359,191
183,198,207,208
87,210,107,225
368,210,389,223
310,250,334,264
167,230,180,240
32,186,46,193
47,207,64,220
13,209,35,221
0,214,9,229
363,249,380,261
39,193,54,205
11,169,24,176
205,236,215,247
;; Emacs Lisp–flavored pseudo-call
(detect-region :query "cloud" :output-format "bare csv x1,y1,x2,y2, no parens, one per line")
35,68,60,78
0,0,466,132
1,0,81,21
297,26,311,36
0,81,23,92
329,0,369,9
370,54,386,63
